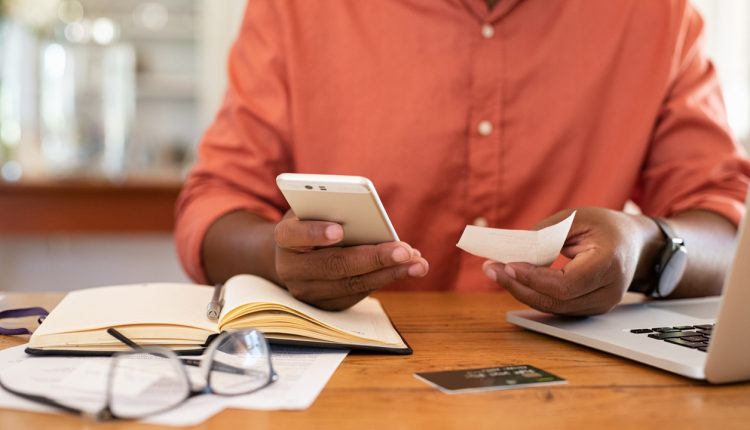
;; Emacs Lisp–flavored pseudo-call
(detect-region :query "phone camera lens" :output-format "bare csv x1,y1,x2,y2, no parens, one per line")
305,185,313,190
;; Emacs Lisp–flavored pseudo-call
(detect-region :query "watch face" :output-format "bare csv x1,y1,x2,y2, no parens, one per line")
658,246,688,298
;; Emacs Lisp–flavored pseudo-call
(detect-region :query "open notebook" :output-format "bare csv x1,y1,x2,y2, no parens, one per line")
27,274,411,355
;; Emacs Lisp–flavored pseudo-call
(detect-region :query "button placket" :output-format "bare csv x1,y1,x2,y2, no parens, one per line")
466,17,503,233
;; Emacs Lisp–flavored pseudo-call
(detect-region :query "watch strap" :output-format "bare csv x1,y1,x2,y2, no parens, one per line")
651,218,687,298
629,217,679,296
653,218,678,246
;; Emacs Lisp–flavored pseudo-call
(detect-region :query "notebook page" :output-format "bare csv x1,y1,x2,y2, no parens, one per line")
34,283,217,336
221,275,403,345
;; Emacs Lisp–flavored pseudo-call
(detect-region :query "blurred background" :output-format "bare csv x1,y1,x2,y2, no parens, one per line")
0,0,245,291
0,0,747,292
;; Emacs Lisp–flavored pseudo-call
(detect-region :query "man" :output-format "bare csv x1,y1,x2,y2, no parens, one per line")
176,0,750,315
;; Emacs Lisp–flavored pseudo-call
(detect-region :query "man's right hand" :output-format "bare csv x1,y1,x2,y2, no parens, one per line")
274,212,429,310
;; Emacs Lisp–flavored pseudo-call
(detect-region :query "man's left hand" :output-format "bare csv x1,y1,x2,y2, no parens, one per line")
483,207,652,316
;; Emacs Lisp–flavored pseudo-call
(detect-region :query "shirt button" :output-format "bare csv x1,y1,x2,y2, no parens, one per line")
481,24,494,39
477,120,493,136
473,217,489,227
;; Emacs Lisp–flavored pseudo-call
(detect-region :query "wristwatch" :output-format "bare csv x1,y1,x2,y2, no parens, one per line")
630,218,688,298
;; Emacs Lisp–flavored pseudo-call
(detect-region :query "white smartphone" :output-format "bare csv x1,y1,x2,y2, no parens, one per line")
276,173,399,246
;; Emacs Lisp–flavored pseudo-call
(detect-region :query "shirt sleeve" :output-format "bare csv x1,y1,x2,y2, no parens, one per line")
633,2,750,226
175,1,292,284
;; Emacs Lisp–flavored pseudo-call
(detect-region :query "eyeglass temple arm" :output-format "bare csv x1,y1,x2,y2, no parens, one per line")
0,378,118,421
106,327,268,378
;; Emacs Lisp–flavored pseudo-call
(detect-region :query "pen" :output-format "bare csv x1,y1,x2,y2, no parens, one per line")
206,283,224,320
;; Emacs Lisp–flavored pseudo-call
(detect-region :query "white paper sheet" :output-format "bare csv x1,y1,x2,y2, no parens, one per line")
456,212,576,266
225,347,346,410
0,344,347,426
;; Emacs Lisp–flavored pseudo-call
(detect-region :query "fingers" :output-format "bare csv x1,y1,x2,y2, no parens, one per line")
280,251,428,310
274,213,430,309
279,241,428,281
286,263,419,304
500,271,618,315
483,249,622,315
314,293,371,311
481,207,639,315
504,249,612,300
274,216,344,249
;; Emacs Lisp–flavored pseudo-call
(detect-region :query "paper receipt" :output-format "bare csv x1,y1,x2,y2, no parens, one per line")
456,211,576,266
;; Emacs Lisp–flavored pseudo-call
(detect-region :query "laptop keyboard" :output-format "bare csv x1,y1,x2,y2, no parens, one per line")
630,324,714,352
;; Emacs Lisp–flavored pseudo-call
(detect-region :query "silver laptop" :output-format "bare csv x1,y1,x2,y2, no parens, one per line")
507,203,750,384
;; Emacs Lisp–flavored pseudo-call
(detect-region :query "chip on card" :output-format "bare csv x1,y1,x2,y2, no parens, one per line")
414,364,566,394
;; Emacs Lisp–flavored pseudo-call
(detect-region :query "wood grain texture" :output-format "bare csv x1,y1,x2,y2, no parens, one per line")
0,291,748,429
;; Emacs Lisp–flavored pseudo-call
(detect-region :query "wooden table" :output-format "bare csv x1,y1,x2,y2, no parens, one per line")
0,179,182,233
0,291,748,429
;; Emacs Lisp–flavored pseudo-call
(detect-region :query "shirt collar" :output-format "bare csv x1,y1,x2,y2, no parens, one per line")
460,0,524,24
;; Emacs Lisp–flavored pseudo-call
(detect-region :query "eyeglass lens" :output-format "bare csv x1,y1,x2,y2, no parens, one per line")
108,350,190,419
208,330,273,395
107,330,273,419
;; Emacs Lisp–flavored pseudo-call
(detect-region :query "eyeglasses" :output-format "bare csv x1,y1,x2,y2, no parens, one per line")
0,328,278,420
0,306,48,335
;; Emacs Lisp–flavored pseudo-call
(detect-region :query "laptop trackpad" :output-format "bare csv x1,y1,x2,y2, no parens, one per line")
645,297,721,320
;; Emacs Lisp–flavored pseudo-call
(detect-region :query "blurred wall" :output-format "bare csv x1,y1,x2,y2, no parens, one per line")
0,1,246,292
693,0,750,147
0,235,188,291
198,0,247,131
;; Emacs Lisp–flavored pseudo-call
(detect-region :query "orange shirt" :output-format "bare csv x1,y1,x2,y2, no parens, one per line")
176,0,750,292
